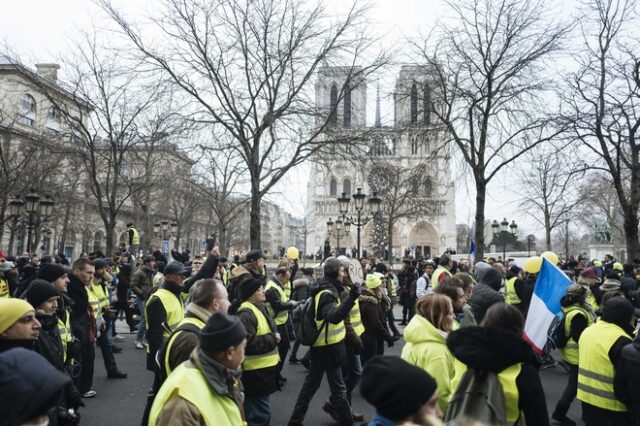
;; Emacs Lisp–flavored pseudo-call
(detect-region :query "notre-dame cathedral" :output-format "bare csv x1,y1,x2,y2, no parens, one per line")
305,65,457,260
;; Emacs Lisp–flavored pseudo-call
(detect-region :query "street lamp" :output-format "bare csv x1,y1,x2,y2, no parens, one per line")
154,219,178,252
527,234,536,256
492,217,518,261
327,217,350,255
338,188,382,258
17,190,55,254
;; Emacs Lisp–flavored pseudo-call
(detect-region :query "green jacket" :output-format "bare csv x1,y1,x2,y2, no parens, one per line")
401,314,455,413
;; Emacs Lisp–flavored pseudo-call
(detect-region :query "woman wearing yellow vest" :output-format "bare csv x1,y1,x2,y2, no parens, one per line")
577,296,635,426
447,303,549,425
149,312,247,426
579,267,602,312
401,293,456,414
232,278,280,426
552,283,595,426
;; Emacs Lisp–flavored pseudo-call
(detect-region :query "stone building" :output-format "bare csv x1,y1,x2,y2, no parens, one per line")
305,65,457,259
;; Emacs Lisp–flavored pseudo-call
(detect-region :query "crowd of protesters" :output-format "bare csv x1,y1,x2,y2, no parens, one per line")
1,235,639,426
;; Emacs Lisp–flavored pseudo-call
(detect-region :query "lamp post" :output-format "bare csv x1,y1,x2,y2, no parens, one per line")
10,190,55,255
154,219,178,253
327,217,350,255
491,217,518,261
527,234,536,256
338,188,382,258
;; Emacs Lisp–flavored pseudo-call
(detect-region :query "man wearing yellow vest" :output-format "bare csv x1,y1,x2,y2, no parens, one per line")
233,278,280,426
265,267,298,386
126,222,140,256
145,261,189,372
149,312,247,426
289,257,361,426
504,265,526,314
431,254,453,290
578,296,634,426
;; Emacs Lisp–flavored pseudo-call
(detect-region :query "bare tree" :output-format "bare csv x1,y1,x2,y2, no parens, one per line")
565,0,640,260
412,0,570,260
102,0,388,247
517,148,585,251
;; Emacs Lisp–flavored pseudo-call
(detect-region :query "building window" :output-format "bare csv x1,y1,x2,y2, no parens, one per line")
424,177,433,197
343,179,351,195
411,136,418,155
411,177,419,195
329,84,338,125
329,178,337,196
18,94,36,126
343,85,351,127
410,83,418,124
424,85,431,124
46,106,60,134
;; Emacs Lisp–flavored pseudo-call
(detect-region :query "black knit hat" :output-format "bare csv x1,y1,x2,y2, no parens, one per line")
38,263,68,283
200,312,247,352
240,278,263,301
361,356,437,421
602,296,634,328
25,279,60,309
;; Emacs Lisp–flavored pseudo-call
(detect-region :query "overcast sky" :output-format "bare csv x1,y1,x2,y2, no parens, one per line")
0,0,579,243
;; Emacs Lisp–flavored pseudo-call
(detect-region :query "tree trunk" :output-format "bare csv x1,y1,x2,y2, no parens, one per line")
8,225,16,256
563,221,570,259
105,218,115,256
386,215,394,263
473,181,487,262
624,210,640,261
544,211,552,251
249,183,262,249
218,222,229,257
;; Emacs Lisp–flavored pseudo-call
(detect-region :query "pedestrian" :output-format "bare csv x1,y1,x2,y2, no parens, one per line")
232,278,279,426
228,249,267,301
615,328,640,425
579,267,602,311
401,293,455,413
447,303,549,425
398,259,418,325
504,265,526,314
131,255,157,349
148,312,247,426
433,277,473,329
359,272,398,366
375,263,401,338
289,267,313,364
431,254,453,290
552,283,596,426
578,296,635,426
468,267,503,323
361,356,443,426
288,257,360,426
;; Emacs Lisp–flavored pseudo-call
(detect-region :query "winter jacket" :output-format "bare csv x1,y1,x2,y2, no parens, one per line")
183,255,219,293
146,279,184,371
469,268,504,323
236,301,279,397
615,333,640,425
359,289,393,342
401,314,455,413
340,283,363,352
34,312,65,372
131,265,156,299
228,264,265,301
291,277,311,301
447,326,549,426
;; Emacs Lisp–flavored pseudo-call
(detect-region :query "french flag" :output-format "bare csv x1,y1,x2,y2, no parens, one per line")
523,257,571,355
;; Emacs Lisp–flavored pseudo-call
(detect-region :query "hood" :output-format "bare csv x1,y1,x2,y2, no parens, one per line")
403,314,446,346
447,326,535,372
479,268,503,291
358,292,379,304
292,278,309,289
313,276,342,297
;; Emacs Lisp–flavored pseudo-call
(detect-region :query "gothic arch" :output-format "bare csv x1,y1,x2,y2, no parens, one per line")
410,83,418,124
329,177,337,196
409,221,439,258
329,84,338,125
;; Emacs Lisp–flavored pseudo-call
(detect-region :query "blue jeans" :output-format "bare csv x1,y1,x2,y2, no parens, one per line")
135,298,146,342
244,394,271,426
342,344,362,404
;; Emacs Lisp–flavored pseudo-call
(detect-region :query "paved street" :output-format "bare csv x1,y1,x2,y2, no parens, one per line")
82,312,580,425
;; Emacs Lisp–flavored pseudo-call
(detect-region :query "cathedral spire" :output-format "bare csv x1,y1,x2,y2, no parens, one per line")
375,83,381,128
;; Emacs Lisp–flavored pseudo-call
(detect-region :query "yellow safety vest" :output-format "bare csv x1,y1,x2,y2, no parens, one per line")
561,305,593,365
163,316,206,377
451,359,523,424
128,227,140,246
577,320,629,412
431,267,451,290
91,281,109,309
0,279,10,298
222,268,229,286
349,297,365,336
265,280,289,326
586,290,599,312
57,312,73,362
313,290,346,347
284,280,292,300
237,302,279,371
149,361,245,426
86,286,102,320
146,288,185,340
504,277,521,305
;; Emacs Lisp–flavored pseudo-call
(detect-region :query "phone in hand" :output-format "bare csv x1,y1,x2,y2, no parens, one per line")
206,234,216,251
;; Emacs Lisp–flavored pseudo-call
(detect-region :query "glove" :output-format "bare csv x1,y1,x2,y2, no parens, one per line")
387,338,395,348
349,284,361,298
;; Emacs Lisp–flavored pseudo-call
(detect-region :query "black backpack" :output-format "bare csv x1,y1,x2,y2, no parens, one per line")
548,314,568,350
444,368,508,426
292,294,329,346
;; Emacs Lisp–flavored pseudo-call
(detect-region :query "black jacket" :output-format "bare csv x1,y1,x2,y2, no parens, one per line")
615,335,640,425
236,302,278,397
146,280,183,371
309,276,356,367
447,326,549,426
34,312,65,372
184,255,219,293
469,282,504,323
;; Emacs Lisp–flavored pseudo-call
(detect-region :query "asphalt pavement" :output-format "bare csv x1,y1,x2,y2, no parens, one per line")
81,311,581,426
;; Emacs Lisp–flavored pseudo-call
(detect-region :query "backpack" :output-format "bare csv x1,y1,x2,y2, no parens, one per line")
292,295,328,346
444,368,508,426
548,314,568,350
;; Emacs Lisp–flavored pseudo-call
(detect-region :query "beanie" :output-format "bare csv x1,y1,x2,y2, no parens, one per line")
323,257,342,278
613,262,623,272
38,263,67,283
366,272,383,289
0,298,35,334
25,279,60,309
0,348,71,426
361,356,437,421
480,267,503,291
200,312,247,352
508,265,522,275
240,278,263,301
374,263,388,273
566,283,586,297
601,296,634,329
93,258,108,270
580,267,599,281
